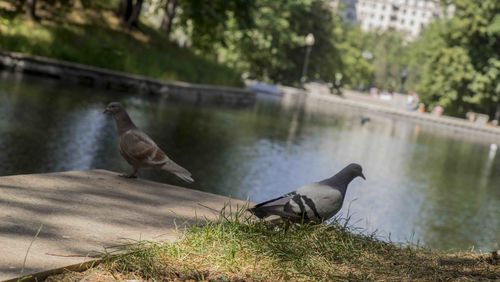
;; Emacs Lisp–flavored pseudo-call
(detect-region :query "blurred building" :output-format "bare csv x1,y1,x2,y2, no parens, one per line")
331,0,454,38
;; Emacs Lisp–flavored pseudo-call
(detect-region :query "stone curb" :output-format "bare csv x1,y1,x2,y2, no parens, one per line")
0,51,256,105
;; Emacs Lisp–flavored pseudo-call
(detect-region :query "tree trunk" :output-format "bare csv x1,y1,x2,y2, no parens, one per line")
126,0,144,29
118,0,133,26
118,0,143,29
16,0,26,13
25,0,37,20
160,0,178,39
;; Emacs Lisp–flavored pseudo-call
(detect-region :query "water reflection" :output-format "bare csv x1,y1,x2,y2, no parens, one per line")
0,72,498,251
48,106,108,171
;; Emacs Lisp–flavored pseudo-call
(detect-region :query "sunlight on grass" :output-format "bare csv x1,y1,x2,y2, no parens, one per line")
47,207,499,281
0,5,242,86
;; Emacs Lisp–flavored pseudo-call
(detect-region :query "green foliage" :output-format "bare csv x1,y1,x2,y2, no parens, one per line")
4,0,499,118
176,0,256,52
419,47,475,114
404,22,446,93
336,27,374,89
366,30,409,90
417,0,500,117
0,4,242,86
210,0,344,86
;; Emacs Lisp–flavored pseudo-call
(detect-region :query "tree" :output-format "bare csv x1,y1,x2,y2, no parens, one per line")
117,0,144,29
18,0,37,20
160,0,178,38
336,27,375,90
212,0,342,86
417,0,500,118
177,0,255,51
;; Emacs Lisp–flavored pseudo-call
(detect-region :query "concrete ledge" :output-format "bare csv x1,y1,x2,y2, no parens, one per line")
0,170,248,281
2,260,101,282
0,51,256,106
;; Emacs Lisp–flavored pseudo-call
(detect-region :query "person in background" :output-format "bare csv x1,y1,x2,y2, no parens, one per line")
431,105,444,116
417,103,426,113
406,91,420,111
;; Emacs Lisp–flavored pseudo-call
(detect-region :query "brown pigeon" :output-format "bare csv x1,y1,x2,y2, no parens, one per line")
104,102,194,182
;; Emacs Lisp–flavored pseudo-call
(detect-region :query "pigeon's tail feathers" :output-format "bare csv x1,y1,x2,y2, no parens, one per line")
248,192,298,219
249,205,299,220
248,205,285,219
173,171,194,183
161,161,194,183
248,206,270,219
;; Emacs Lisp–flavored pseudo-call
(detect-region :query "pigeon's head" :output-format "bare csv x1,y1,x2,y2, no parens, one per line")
104,102,125,115
346,163,365,180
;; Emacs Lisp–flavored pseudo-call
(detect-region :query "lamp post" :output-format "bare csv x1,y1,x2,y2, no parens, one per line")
400,68,408,94
301,33,315,87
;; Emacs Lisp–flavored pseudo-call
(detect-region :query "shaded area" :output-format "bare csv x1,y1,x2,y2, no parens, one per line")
0,169,247,281
0,2,241,86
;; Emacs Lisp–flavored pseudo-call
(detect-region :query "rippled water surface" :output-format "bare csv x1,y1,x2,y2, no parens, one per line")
0,72,498,251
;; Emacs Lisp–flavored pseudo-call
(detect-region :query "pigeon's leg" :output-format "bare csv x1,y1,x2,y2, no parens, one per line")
120,167,138,178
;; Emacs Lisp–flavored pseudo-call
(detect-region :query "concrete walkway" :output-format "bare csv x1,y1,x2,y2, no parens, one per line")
0,170,248,281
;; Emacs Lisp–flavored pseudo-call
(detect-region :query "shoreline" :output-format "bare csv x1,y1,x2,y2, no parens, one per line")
280,87,500,143
0,51,256,106
1,50,498,142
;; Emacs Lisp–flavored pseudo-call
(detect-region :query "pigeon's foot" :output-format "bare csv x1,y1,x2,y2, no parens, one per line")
119,173,138,179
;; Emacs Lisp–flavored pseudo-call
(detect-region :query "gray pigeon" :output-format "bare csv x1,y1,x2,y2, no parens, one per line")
104,102,194,183
249,163,365,223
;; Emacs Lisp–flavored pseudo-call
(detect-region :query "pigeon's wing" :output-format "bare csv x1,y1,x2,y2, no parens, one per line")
253,191,297,209
250,183,343,221
120,129,194,182
296,183,344,220
119,129,169,167
249,191,304,220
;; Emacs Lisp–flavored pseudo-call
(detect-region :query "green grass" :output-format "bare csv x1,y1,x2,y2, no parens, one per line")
46,208,499,281
0,2,242,86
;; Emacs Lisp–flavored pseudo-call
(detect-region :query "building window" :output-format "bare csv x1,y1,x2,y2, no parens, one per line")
380,15,384,20
410,20,414,26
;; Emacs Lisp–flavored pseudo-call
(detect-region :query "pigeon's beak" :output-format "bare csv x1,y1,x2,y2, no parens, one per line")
360,173,366,180
103,108,110,114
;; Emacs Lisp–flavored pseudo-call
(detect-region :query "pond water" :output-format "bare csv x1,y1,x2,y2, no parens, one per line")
0,72,498,251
